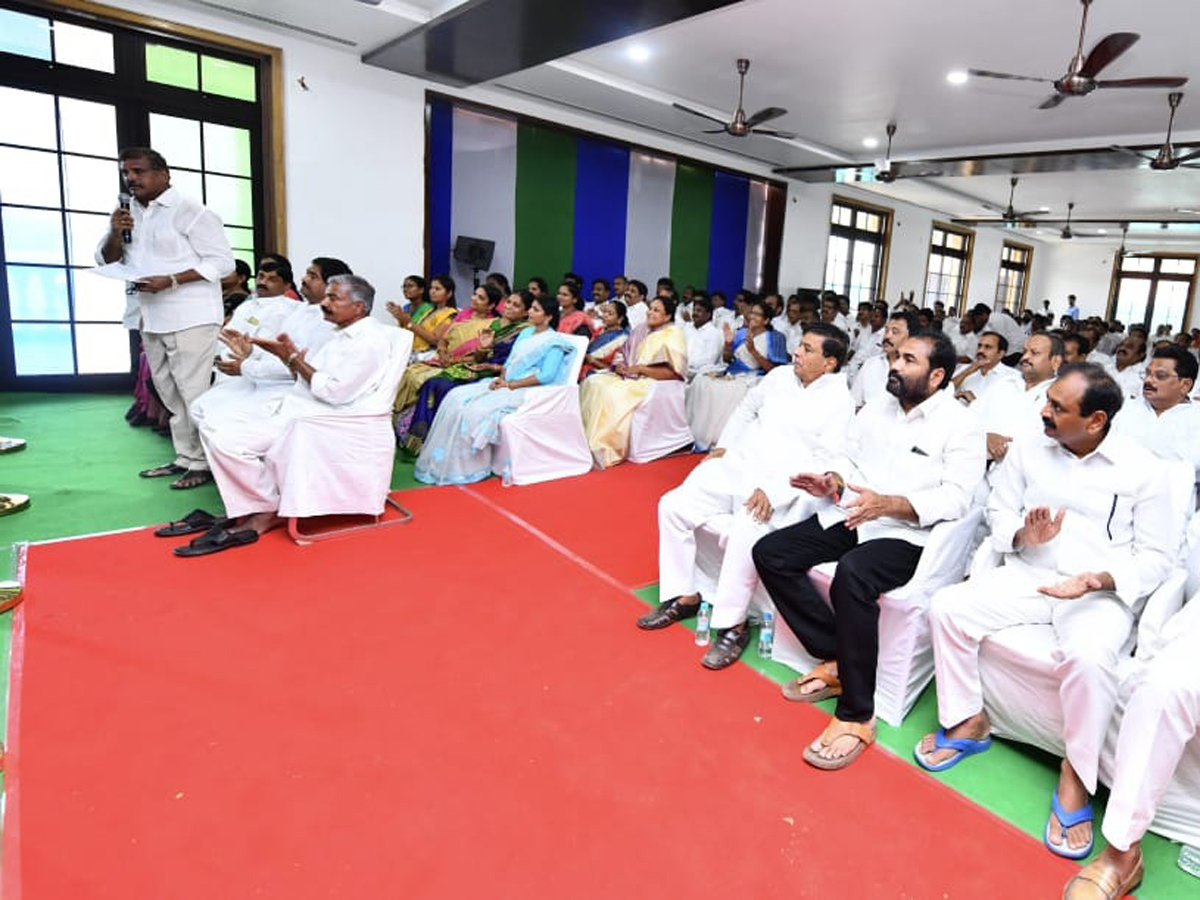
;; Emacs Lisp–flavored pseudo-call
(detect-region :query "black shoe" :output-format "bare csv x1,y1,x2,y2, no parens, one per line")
701,624,751,670
636,595,701,630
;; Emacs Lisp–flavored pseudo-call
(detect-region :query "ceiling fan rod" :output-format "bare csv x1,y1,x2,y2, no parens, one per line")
1070,0,1093,72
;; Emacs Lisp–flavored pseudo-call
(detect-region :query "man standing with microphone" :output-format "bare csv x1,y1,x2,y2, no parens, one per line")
98,147,234,490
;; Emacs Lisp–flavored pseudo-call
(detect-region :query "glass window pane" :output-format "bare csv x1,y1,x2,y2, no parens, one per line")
3,207,64,264
149,113,202,170
146,43,198,90
233,247,255,272
72,268,126,321
1151,281,1190,333
0,9,51,60
202,122,251,176
1160,258,1196,275
201,55,256,102
58,97,117,157
65,212,110,266
1122,257,1154,273
204,174,252,226
170,169,204,202
930,229,944,247
76,323,130,374
6,265,69,321
0,87,57,150
63,154,120,212
225,225,254,250
52,21,114,73
1115,278,1151,325
0,146,62,207
13,323,74,375
947,233,964,251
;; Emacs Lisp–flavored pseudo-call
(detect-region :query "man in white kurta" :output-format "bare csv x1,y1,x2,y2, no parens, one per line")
851,310,913,409
1105,334,1148,401
682,298,724,378
641,324,855,668
182,276,409,553
972,332,1062,466
919,363,1175,859
951,331,1021,406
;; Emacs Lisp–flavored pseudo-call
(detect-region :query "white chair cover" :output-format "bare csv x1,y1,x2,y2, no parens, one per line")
492,334,590,486
628,378,693,464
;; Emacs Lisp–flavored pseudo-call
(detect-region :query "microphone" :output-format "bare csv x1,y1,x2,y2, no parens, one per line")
118,192,132,244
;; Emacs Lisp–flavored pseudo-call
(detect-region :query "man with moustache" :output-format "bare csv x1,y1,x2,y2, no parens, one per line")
917,364,1173,863
850,309,917,409
1111,344,1200,482
171,276,410,555
1106,333,1149,400
753,331,984,770
976,332,1063,464
951,331,1021,405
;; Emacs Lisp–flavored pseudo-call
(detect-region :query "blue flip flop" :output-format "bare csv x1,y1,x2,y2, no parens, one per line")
912,727,992,772
1045,789,1094,860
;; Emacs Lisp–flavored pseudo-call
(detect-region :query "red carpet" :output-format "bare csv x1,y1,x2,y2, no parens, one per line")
3,480,1078,898
469,453,702,588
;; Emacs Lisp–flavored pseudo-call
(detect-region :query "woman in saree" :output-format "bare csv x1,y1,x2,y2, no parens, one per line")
393,282,500,415
386,273,457,361
556,282,595,338
403,290,533,453
581,300,629,378
414,295,577,485
686,298,789,450
579,296,688,469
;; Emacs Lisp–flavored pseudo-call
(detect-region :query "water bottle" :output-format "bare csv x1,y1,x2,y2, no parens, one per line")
694,601,711,646
501,462,513,487
1179,844,1200,878
758,611,775,658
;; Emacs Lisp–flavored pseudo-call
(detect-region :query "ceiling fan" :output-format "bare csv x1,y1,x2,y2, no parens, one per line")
968,0,1187,110
872,123,943,183
673,58,795,139
1110,92,1200,170
952,176,1050,226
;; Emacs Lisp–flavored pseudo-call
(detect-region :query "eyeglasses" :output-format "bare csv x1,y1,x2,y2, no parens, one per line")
1145,368,1180,382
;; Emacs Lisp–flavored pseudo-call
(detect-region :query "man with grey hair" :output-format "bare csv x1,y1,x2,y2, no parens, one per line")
167,275,411,555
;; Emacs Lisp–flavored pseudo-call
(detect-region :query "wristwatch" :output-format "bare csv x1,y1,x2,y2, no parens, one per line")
169,273,179,290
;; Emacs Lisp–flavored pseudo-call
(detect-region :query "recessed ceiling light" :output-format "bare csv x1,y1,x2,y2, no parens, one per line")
1097,228,1108,235
626,45,650,63
1036,230,1044,235
946,70,969,85
862,137,879,149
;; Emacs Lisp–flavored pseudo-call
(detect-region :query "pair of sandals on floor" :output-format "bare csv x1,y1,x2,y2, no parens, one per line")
139,462,214,491
154,508,258,557
783,661,877,771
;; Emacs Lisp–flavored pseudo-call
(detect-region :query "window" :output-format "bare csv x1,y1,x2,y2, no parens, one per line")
1110,255,1198,334
925,224,973,312
824,197,891,305
0,2,278,389
995,241,1032,314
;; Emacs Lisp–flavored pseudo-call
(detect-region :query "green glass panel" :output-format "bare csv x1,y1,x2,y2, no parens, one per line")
202,122,251,176
58,97,117,157
0,87,57,150
3,208,65,265
13,323,74,375
0,10,51,60
75,323,130,374
170,169,204,202
201,55,256,102
149,113,201,170
63,155,120,213
0,146,62,208
146,43,198,91
233,247,255,272
72,268,127,321
52,21,114,74
7,265,69,321
204,174,253,227
65,212,109,266
224,226,254,250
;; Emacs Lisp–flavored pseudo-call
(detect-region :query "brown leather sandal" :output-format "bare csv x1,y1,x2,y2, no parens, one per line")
781,660,842,702
802,717,875,771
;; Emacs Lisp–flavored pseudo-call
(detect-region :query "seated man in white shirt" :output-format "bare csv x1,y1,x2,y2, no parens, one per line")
845,301,886,378
951,331,1021,405
683,296,724,378
1063,598,1200,899
753,331,985,770
169,275,409,556
917,363,1174,861
624,278,649,332
1106,332,1148,400
851,309,916,409
709,290,735,332
1112,343,1200,484
774,295,808,355
639,324,855,669
974,332,1063,464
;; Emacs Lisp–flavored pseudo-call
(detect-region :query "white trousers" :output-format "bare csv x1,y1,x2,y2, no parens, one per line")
1102,637,1200,850
657,457,774,629
198,410,287,518
143,324,220,470
929,560,1135,792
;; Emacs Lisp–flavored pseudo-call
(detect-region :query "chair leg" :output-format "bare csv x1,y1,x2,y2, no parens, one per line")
287,495,414,545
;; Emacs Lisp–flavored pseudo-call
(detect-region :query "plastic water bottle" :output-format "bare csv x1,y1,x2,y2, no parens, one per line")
1179,844,1200,878
500,461,513,487
694,601,711,646
758,611,775,658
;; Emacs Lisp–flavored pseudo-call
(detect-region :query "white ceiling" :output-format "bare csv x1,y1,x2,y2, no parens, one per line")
167,0,1200,243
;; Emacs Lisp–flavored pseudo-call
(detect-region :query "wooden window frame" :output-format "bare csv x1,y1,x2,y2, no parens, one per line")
996,239,1033,314
826,194,893,304
1105,251,1199,330
924,221,974,314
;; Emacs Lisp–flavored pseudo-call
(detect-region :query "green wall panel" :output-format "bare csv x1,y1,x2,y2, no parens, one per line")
513,123,576,287
669,162,714,291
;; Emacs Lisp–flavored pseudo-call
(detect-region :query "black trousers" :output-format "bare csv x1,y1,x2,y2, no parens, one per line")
751,516,923,722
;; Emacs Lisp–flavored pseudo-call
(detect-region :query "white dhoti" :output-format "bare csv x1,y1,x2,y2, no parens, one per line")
198,409,287,518
1102,637,1200,850
929,560,1135,792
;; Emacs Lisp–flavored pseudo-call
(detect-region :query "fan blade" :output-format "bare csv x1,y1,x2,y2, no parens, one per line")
701,128,727,134
1108,144,1158,162
1096,77,1189,89
1079,32,1140,78
743,106,787,129
1174,147,1200,163
672,102,727,126
897,169,944,179
749,128,796,139
968,68,1052,83
1011,209,1047,219
1038,93,1069,110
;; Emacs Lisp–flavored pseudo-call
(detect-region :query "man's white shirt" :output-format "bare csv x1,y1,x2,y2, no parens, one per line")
1112,397,1200,482
850,352,890,409
684,320,724,378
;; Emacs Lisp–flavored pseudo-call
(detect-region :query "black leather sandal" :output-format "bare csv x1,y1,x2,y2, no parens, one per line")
701,624,751,670
636,595,702,630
